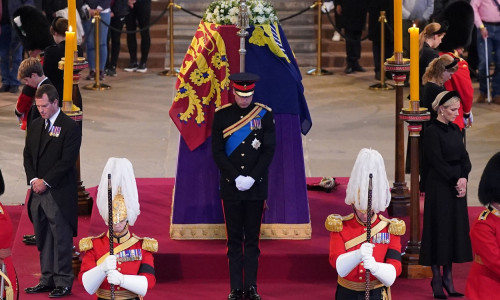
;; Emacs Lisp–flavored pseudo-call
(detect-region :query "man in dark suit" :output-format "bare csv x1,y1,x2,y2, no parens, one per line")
23,84,81,298
212,73,276,300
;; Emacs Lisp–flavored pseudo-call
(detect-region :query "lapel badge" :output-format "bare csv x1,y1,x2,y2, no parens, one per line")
251,138,261,150
49,126,61,137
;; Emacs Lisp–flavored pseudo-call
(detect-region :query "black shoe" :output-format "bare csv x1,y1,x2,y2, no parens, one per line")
442,280,464,298
85,70,96,80
9,85,19,93
49,286,72,298
106,66,117,77
375,71,381,80
353,65,366,72
136,62,147,73
23,234,35,239
245,286,261,300
99,70,105,81
22,235,37,245
0,84,10,92
124,62,138,72
431,281,447,299
25,283,55,294
344,67,354,74
228,289,243,300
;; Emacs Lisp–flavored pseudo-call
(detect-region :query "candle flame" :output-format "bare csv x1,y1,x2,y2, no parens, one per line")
69,25,73,32
412,23,416,28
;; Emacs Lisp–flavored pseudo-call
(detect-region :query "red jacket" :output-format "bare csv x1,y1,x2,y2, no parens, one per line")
0,202,18,299
465,206,500,300
15,85,37,131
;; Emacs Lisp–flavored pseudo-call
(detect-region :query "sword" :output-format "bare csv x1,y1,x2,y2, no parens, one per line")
365,174,373,300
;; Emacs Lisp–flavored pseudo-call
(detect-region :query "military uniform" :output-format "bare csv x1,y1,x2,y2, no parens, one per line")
212,100,275,293
0,202,17,300
79,231,157,300
465,206,500,300
326,213,405,299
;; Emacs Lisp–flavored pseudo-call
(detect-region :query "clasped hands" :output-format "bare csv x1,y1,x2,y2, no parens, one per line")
455,178,467,198
235,175,255,191
100,255,125,286
357,243,379,274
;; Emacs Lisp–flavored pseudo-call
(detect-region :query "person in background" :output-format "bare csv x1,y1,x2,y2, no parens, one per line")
23,84,81,298
123,0,150,73
367,0,393,81
79,157,157,299
402,0,434,58
419,90,472,299
419,22,447,97
465,151,500,300
212,72,276,300
326,148,405,300
81,0,111,81
105,0,132,77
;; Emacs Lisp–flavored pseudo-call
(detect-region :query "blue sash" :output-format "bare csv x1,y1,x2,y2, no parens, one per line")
225,110,267,156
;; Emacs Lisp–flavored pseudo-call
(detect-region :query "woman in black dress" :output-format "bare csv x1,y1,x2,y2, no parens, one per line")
419,22,447,97
419,91,472,299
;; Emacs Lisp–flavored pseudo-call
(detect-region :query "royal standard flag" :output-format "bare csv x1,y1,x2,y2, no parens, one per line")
245,22,312,135
169,21,239,151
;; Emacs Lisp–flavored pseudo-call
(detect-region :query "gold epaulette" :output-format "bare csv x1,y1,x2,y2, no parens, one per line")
380,215,406,236
133,234,159,253
255,102,272,111
325,213,354,232
215,103,232,112
79,232,106,252
478,209,490,221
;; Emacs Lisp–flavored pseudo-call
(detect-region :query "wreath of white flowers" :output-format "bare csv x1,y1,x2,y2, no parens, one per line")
203,0,279,25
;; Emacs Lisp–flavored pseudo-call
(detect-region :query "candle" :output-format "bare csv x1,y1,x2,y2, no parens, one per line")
67,0,77,51
394,0,402,53
409,24,419,102
63,27,75,104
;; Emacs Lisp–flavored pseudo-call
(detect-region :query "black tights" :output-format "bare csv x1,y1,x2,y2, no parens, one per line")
431,264,458,293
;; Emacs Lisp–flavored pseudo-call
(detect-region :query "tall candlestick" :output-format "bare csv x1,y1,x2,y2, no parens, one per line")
63,27,75,105
394,0,402,53
409,24,419,102
67,0,77,51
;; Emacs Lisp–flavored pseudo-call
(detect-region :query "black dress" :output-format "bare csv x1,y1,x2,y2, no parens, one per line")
419,119,472,266
419,42,439,98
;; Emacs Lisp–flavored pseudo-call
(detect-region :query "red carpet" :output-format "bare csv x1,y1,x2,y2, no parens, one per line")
6,178,482,299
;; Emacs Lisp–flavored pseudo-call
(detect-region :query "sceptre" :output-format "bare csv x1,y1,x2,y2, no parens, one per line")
107,174,115,300
365,173,373,300
237,0,250,72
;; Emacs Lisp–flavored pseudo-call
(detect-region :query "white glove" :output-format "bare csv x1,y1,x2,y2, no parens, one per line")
239,176,255,191
100,255,117,273
362,256,396,286
358,243,374,259
464,111,473,128
321,1,334,13
235,175,245,191
107,270,148,296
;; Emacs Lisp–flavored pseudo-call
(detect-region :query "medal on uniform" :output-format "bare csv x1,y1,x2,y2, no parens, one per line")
250,118,262,130
117,248,143,262
251,138,261,150
49,126,61,137
371,232,389,244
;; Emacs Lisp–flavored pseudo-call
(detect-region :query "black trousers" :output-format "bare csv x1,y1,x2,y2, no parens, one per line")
125,0,151,64
335,284,384,300
345,30,362,67
106,15,127,68
223,199,264,290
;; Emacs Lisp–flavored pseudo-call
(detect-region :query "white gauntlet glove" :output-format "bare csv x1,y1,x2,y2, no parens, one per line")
321,1,334,13
82,255,117,295
362,256,396,287
107,270,149,296
239,176,255,190
235,175,245,191
336,243,374,277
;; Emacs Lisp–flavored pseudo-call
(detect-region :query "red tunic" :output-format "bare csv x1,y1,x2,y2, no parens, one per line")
465,207,500,300
15,85,36,131
0,202,18,299
441,52,473,131
329,214,402,289
78,231,156,299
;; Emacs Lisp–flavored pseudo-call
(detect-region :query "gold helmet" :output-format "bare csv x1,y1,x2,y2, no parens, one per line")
96,158,140,226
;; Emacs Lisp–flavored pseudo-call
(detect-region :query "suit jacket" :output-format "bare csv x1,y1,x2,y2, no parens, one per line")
23,110,82,236
212,102,276,201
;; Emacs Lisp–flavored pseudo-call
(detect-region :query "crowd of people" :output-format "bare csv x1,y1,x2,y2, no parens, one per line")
0,0,499,299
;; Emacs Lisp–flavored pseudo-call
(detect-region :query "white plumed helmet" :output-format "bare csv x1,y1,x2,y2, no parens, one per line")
345,148,391,213
96,158,140,226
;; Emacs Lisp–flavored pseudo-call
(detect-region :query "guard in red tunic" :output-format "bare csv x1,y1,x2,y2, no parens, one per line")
325,148,405,300
78,158,157,300
0,169,17,300
465,152,500,300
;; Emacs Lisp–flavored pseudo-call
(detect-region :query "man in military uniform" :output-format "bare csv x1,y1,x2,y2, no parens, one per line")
325,148,405,299
465,152,500,300
79,158,157,300
212,72,276,300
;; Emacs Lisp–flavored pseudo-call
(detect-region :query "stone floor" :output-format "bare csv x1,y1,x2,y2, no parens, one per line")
1,66,499,207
